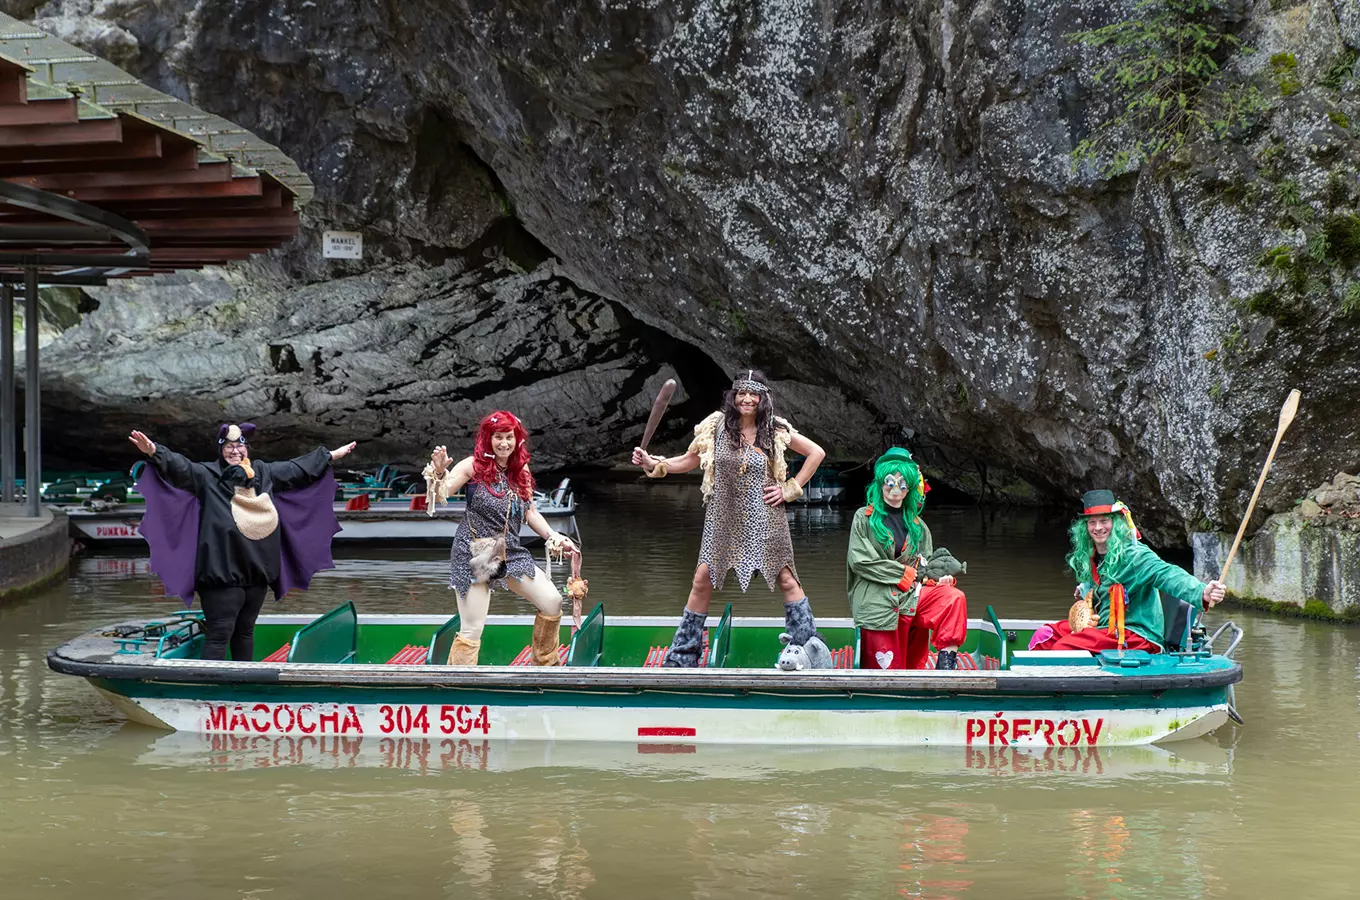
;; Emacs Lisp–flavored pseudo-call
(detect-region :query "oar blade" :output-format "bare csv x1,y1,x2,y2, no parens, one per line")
1277,388,1301,433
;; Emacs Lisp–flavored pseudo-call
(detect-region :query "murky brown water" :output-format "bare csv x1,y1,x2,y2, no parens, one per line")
2,484,1358,898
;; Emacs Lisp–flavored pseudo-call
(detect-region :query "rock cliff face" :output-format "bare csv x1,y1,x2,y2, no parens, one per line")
13,0,1360,540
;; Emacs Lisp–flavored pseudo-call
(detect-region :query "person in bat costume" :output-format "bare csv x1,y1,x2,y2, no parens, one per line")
129,423,356,661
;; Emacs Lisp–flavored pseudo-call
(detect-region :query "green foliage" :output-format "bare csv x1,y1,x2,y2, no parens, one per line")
1269,51,1302,95
1275,179,1301,206
1325,169,1355,207
1268,52,1296,71
1320,49,1358,90
1306,228,1331,262
1329,110,1352,131
1068,0,1265,176
1323,214,1360,265
1342,282,1360,318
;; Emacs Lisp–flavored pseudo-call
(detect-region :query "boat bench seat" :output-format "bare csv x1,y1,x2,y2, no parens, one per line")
262,643,291,663
386,645,429,665
829,646,854,668
509,645,569,666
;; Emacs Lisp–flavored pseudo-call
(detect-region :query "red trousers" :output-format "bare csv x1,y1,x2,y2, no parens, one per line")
1029,620,1158,652
859,584,969,670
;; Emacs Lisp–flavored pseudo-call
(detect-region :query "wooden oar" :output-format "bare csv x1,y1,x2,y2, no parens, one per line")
1220,389,1302,584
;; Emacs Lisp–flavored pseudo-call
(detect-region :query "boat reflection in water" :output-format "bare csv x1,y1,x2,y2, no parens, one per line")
137,730,1231,779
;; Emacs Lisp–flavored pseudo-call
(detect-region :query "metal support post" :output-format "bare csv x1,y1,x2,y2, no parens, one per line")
1,283,13,503
23,266,40,516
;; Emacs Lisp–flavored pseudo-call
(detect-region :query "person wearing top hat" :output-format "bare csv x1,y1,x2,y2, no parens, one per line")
1029,489,1227,652
129,424,357,661
846,448,969,670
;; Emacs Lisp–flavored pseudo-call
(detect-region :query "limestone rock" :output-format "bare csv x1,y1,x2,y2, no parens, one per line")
13,0,1360,540
1298,498,1324,517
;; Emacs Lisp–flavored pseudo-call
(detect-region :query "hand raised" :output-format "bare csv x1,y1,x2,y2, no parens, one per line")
1203,579,1227,608
128,430,156,456
631,446,655,472
431,445,450,474
330,441,357,461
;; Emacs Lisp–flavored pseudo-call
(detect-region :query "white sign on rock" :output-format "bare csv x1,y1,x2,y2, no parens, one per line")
323,231,363,259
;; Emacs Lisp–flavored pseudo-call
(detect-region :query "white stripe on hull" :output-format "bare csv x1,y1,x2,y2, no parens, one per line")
113,693,1225,747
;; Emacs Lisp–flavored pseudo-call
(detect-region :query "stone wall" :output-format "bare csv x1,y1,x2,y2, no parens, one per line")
0,506,70,600
1192,473,1360,616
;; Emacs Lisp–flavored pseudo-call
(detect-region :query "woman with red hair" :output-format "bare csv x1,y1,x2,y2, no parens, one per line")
424,410,577,666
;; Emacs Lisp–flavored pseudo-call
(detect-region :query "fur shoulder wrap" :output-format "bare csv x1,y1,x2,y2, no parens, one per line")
687,411,799,503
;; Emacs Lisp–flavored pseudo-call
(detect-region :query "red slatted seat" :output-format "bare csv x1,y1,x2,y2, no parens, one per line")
262,643,291,663
830,646,855,669
385,644,429,665
509,644,570,666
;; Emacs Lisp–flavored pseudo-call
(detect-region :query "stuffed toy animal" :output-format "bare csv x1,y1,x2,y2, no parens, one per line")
776,632,833,670
919,547,967,582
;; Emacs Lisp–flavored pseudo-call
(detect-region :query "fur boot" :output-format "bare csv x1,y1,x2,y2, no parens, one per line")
447,634,481,666
662,608,707,668
532,613,564,666
783,597,817,646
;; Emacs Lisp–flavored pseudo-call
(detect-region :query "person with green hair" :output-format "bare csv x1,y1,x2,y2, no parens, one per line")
1029,489,1227,652
846,448,968,670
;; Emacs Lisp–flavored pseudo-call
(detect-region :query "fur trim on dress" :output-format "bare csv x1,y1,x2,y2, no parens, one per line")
687,411,799,504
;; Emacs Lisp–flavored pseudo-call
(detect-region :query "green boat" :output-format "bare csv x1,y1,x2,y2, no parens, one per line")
47,602,1243,747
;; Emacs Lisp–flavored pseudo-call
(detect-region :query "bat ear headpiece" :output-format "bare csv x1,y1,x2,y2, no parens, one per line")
217,423,255,445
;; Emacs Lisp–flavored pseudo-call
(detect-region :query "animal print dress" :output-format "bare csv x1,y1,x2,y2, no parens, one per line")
697,421,797,591
447,472,536,594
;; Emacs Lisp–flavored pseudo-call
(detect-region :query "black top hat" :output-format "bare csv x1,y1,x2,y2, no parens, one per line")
1080,489,1117,515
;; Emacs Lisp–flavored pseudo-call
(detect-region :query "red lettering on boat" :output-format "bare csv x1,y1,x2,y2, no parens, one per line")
273,704,296,733
341,706,362,734
206,705,228,732
1036,719,1055,745
1012,719,1032,741
319,708,340,732
965,719,986,744
228,706,250,731
1081,718,1104,745
988,713,1009,745
295,704,316,734
250,703,271,733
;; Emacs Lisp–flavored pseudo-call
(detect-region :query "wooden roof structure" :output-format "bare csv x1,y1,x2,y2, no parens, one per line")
0,13,312,285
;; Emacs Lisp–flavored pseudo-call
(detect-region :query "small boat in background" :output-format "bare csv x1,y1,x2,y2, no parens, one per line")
58,466,578,548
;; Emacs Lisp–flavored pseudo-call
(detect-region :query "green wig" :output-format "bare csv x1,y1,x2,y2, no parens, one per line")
1065,514,1136,585
865,448,926,557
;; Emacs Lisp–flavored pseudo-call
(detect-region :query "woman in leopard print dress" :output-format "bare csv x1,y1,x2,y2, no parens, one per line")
632,369,826,667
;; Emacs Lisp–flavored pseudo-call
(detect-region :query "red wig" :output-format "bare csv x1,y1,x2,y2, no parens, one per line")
472,410,534,499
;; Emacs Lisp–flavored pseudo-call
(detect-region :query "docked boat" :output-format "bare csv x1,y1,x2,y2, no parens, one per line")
62,478,578,547
47,603,1243,747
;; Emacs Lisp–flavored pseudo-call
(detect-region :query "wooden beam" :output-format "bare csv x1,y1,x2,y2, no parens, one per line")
9,161,234,191
0,129,159,162
69,176,264,203
136,212,299,235
0,97,79,128
0,117,121,148
0,70,28,106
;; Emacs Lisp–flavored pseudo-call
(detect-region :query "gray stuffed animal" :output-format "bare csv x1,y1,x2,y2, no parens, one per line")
776,633,833,670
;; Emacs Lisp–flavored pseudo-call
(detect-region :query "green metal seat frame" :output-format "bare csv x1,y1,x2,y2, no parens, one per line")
984,605,1011,670
567,602,605,666
706,603,733,668
425,613,462,665
286,601,357,664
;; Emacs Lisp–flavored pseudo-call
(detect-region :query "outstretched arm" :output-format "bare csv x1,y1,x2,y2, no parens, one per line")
259,445,341,491
130,430,207,492
631,447,701,476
